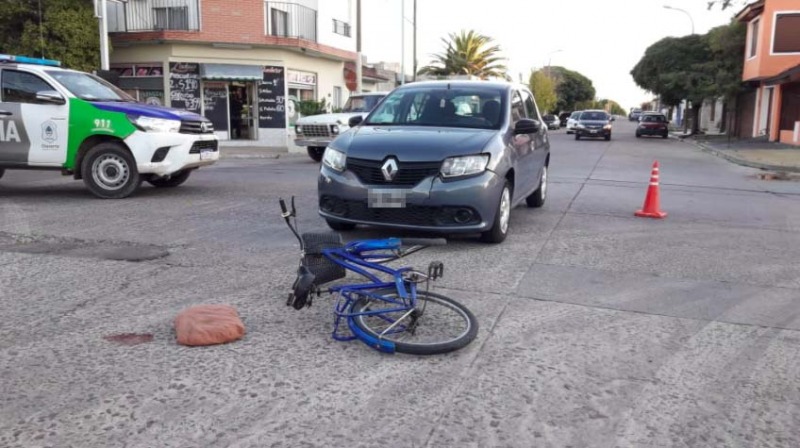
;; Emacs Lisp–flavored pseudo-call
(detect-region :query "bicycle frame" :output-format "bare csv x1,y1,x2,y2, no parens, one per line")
322,241,423,354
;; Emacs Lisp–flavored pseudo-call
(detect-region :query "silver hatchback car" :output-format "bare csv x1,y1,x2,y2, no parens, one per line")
318,81,550,243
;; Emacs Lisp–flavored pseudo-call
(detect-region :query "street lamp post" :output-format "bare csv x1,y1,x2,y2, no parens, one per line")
663,5,695,35
546,49,563,78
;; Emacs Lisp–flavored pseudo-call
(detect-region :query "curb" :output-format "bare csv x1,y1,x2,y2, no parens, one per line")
683,139,800,173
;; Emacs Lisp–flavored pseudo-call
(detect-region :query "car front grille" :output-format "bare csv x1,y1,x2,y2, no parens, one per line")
180,120,215,134
320,196,481,227
300,124,331,138
346,158,441,187
189,140,219,154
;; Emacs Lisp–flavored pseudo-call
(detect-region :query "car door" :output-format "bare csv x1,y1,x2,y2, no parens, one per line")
508,89,535,196
0,68,69,167
521,88,547,192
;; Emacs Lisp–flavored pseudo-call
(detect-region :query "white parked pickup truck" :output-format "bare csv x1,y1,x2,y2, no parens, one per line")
294,92,388,162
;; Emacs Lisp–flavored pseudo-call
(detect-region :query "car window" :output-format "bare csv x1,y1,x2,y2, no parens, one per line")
571,112,582,119
511,91,525,123
521,89,540,121
1,69,57,104
343,95,383,113
642,115,666,123
46,70,133,102
581,111,608,121
365,86,505,130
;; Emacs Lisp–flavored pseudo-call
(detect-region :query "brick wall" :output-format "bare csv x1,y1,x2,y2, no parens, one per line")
112,0,356,61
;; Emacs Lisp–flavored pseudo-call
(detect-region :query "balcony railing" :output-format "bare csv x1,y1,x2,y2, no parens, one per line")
107,0,200,33
264,2,317,42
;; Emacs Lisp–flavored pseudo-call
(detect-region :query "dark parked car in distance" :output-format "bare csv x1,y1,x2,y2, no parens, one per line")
636,113,670,138
575,110,613,141
318,80,550,244
543,114,560,130
559,111,572,127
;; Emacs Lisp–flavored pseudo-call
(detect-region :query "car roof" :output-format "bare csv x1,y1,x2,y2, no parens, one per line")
353,92,390,97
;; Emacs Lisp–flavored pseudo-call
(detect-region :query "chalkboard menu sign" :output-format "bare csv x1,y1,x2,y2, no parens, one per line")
169,62,201,113
203,83,228,131
258,66,286,129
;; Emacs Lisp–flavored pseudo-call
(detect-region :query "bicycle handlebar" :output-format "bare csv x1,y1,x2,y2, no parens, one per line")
401,238,447,247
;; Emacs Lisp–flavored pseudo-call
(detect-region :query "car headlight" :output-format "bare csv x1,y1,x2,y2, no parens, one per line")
604,124,612,130
331,125,340,135
322,147,346,172
295,125,303,134
128,115,180,133
441,154,489,178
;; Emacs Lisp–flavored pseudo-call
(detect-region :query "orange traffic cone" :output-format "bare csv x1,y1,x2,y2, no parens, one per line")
635,161,667,219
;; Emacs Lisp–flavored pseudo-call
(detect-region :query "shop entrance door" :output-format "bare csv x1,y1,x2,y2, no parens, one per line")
228,82,257,140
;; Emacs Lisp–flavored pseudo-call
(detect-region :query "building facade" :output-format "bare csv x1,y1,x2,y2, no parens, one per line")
107,0,357,147
736,0,800,145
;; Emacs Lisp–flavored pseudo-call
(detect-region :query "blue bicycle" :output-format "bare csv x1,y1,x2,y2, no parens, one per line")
280,198,478,355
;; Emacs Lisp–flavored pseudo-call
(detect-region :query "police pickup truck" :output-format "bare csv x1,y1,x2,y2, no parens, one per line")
0,54,218,199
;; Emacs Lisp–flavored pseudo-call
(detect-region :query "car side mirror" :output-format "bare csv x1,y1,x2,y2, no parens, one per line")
514,118,540,134
36,90,65,105
348,115,364,127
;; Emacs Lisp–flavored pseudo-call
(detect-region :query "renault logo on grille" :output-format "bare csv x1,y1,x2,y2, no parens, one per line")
381,158,399,181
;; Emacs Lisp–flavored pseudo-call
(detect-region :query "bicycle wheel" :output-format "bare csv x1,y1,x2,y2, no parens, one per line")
350,288,478,355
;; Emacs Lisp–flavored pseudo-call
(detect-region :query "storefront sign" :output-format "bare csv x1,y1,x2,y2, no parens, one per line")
259,66,287,129
287,70,316,86
169,62,201,113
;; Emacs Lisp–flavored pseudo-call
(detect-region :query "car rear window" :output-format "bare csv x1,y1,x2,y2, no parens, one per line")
642,115,666,122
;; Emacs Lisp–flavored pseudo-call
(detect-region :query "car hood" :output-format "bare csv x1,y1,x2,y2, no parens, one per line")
334,126,497,162
91,101,204,121
296,112,366,125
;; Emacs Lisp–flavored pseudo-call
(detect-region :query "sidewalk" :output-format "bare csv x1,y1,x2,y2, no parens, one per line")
679,134,800,173
218,146,303,160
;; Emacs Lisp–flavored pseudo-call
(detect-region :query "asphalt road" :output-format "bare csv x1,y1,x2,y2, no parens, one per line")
2,121,799,447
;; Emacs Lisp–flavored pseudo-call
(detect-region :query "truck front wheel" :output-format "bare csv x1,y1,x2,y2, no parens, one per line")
307,146,325,162
0,168,5,180
81,142,141,199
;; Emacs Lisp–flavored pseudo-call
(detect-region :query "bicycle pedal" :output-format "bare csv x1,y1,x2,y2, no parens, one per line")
428,261,444,280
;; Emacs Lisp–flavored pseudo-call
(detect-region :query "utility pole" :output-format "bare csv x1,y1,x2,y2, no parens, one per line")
400,0,405,85
412,0,417,82
356,0,362,93
95,0,110,70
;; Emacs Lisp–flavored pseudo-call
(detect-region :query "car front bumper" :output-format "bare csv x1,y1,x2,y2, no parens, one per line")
576,127,611,137
294,136,334,147
318,165,505,233
125,131,219,176
637,127,668,136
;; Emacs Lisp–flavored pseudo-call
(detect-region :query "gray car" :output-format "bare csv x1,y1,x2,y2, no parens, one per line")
317,81,550,243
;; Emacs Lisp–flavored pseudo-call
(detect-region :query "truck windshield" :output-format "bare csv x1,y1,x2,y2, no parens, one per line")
343,95,384,112
46,70,135,102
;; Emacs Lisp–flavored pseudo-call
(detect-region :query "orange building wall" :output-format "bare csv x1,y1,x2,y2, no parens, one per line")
742,0,800,81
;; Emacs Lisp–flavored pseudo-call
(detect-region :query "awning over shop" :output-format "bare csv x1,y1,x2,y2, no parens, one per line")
200,64,263,81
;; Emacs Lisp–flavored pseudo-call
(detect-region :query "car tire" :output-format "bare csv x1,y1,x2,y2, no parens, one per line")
81,142,141,199
526,165,547,208
636,132,641,138
307,147,325,162
0,168,5,180
662,132,669,139
147,169,192,188
326,219,356,231
575,134,581,140
605,134,611,141
481,181,511,244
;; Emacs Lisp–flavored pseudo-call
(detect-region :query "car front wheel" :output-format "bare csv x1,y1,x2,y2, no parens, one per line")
307,147,325,162
481,181,511,244
0,168,4,180
575,134,581,140
527,166,547,208
81,142,141,199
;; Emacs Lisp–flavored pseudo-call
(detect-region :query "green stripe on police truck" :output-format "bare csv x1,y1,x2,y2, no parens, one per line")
65,99,137,170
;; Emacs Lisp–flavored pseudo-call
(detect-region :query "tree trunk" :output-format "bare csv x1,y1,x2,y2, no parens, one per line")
691,103,702,135
720,100,728,133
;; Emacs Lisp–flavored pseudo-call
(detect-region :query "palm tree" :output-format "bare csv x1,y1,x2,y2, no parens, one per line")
418,30,507,80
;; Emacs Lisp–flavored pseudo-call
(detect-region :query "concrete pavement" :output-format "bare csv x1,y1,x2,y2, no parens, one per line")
1,120,799,447
681,134,800,173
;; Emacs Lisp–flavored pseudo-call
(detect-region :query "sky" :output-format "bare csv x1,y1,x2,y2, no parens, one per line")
360,0,741,111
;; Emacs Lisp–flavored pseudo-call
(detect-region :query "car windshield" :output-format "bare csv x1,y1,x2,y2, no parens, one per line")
364,86,505,130
343,95,384,113
642,115,666,122
543,114,556,120
581,111,608,121
46,70,134,102
571,112,581,118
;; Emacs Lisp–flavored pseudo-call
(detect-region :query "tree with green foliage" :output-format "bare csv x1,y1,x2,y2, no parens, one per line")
418,30,507,80
0,0,100,73
528,70,557,113
547,66,596,112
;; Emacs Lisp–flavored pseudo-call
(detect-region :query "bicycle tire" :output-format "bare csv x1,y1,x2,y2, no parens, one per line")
350,288,478,355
